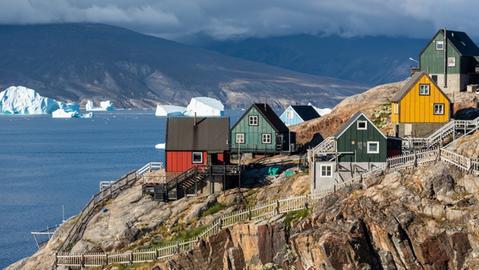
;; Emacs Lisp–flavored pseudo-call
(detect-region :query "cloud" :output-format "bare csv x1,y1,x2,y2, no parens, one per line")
0,0,477,40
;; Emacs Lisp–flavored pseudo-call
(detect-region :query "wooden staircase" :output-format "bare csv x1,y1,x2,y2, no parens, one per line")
143,165,240,202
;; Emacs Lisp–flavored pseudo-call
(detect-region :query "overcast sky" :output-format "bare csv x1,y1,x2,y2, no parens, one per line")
0,0,477,40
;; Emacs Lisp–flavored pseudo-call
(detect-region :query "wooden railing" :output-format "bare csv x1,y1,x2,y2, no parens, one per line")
55,148,479,268
58,162,163,252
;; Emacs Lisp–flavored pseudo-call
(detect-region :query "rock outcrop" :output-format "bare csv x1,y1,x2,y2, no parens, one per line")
151,160,479,270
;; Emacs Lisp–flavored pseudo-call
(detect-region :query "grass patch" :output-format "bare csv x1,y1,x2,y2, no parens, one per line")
201,202,226,217
145,225,208,249
284,208,310,229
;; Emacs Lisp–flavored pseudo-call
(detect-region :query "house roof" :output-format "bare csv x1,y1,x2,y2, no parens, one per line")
391,71,451,103
333,112,386,139
420,29,479,57
166,117,230,151
290,105,321,121
254,103,289,133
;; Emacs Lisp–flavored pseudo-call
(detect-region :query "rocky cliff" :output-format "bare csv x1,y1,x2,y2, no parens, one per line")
152,158,479,270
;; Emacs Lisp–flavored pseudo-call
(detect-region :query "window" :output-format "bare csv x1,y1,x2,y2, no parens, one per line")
392,103,399,114
367,141,379,154
357,121,367,130
448,57,456,67
235,133,245,144
320,164,333,177
192,152,203,164
248,115,258,126
434,103,445,115
261,133,272,144
419,84,430,96
436,40,444,50
286,110,294,119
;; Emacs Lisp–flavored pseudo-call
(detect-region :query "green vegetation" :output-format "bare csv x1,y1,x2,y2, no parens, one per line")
283,208,310,229
372,103,391,128
201,202,226,217
146,225,207,249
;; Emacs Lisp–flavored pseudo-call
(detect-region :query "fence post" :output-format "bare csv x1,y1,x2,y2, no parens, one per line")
248,209,252,220
129,251,133,264
219,219,223,230
176,242,180,253
156,248,159,259
54,252,58,270
81,254,85,269
105,253,108,266
275,200,280,214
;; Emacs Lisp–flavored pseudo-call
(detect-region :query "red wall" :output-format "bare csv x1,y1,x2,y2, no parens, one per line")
166,151,207,172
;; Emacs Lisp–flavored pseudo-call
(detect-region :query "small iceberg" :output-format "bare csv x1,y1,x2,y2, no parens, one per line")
308,103,331,116
184,97,224,117
52,108,79,118
86,100,114,112
0,86,60,115
155,143,165,149
155,105,186,117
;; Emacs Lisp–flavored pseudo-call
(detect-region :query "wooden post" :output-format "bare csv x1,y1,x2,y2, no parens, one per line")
156,249,159,259
275,200,280,215
248,209,252,220
129,251,133,264
81,254,85,269
105,254,109,266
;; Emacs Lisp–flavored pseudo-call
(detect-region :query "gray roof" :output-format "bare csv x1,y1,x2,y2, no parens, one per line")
333,112,386,139
333,111,362,138
420,29,479,58
290,105,321,121
166,117,230,151
391,71,451,103
391,72,425,102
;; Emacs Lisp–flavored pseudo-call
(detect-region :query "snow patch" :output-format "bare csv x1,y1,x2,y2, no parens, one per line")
155,105,186,117
184,97,224,117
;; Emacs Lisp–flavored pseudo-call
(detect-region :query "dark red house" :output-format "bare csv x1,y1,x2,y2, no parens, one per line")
165,116,230,173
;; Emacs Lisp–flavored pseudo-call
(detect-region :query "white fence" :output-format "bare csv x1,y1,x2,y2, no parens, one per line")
56,149,478,268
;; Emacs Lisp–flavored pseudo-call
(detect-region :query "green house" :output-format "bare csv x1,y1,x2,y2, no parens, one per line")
333,112,401,163
420,29,479,93
231,103,294,154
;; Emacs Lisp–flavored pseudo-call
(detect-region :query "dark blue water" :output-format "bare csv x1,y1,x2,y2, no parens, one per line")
0,110,166,268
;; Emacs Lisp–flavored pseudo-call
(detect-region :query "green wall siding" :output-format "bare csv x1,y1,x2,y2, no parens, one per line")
420,31,462,74
336,115,387,163
231,106,278,152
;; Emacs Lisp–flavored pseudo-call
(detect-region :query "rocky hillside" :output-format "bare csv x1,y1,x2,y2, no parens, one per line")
292,80,479,145
0,24,365,109
153,158,479,269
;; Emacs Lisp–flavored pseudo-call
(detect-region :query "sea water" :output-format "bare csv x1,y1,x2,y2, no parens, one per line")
0,110,241,268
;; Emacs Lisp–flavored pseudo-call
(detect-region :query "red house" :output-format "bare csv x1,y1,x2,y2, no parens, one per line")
165,117,230,173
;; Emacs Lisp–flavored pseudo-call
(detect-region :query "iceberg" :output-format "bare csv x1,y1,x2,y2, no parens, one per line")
155,105,186,117
0,86,60,115
308,103,331,116
155,143,165,149
184,97,224,117
86,100,114,112
52,108,79,118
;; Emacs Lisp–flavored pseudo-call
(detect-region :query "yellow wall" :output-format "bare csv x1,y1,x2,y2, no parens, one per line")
391,103,399,123
393,74,450,123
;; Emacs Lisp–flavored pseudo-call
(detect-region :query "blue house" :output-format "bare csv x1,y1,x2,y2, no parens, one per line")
279,105,321,126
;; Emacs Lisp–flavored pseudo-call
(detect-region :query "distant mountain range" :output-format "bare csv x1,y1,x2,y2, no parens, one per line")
197,34,428,86
0,24,366,109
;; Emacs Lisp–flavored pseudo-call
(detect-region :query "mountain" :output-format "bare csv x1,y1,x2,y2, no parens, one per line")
0,24,366,108
199,34,427,86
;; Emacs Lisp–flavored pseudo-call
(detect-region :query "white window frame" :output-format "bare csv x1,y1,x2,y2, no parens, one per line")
248,115,259,126
367,141,380,154
433,103,445,115
447,57,456,67
436,40,444,50
286,110,294,119
235,133,245,144
261,133,272,144
419,84,430,96
357,120,368,130
192,152,203,164
392,103,399,114
319,164,333,177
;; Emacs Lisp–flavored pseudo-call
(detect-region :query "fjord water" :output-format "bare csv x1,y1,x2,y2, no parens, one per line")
0,111,165,267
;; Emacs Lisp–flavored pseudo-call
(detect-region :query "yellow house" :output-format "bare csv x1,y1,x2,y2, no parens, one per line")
391,72,451,137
